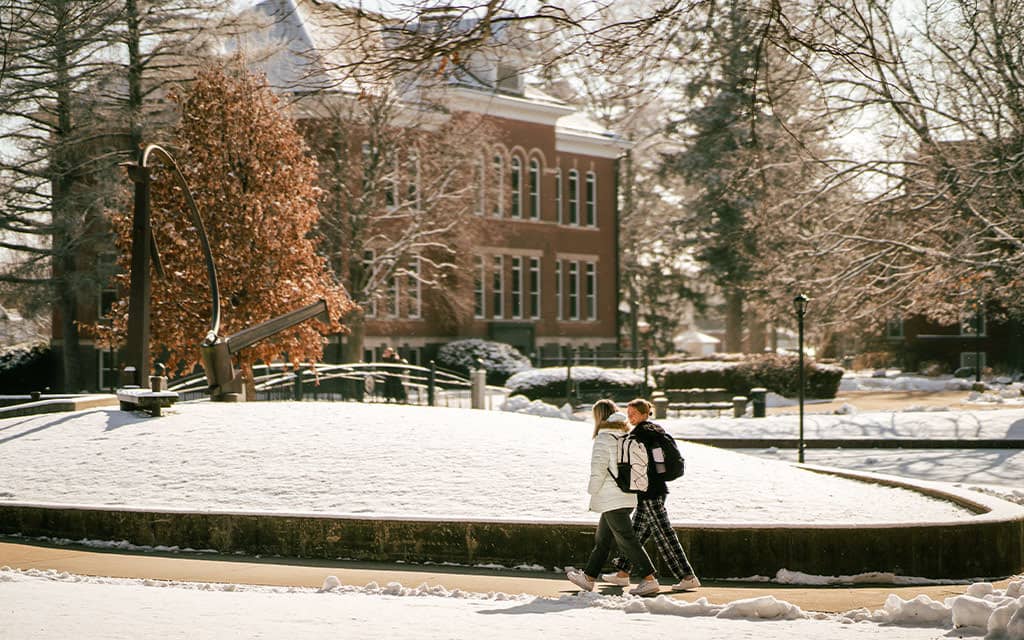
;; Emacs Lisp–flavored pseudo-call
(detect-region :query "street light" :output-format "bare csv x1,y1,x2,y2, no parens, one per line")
793,294,809,464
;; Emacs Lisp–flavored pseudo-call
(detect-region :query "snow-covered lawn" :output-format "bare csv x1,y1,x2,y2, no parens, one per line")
662,406,1024,442
0,402,978,525
2,568,1022,640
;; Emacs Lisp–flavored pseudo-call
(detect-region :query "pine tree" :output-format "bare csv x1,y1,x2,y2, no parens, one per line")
101,61,354,379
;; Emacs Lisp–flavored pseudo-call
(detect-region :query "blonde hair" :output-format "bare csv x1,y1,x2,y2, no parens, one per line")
592,399,626,438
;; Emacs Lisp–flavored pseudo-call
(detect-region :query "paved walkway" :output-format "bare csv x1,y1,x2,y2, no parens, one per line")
2,540,1019,614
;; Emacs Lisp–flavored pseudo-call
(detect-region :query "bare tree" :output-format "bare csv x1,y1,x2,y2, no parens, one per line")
0,0,236,390
305,86,498,361
791,1,1024,331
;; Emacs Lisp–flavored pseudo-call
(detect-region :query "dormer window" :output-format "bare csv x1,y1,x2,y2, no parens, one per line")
496,63,522,94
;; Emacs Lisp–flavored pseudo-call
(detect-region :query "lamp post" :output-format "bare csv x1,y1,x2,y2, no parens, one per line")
793,294,809,464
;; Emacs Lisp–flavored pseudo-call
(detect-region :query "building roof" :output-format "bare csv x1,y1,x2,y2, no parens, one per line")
239,0,627,156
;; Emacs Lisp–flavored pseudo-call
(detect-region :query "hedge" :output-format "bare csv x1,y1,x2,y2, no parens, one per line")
0,343,56,394
435,339,532,386
506,366,647,403
653,354,844,399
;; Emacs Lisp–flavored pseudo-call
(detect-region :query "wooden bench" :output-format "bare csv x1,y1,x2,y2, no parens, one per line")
117,387,179,417
661,388,744,417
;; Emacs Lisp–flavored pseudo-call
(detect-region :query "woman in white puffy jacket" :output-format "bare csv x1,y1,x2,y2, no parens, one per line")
565,399,660,596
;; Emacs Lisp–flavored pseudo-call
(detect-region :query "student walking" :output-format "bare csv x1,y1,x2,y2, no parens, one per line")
604,398,701,592
565,399,661,597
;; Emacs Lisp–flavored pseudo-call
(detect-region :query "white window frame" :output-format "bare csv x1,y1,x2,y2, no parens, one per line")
568,260,580,320
554,168,563,225
492,255,504,319
384,151,397,210
528,158,540,220
492,154,504,217
555,260,563,320
407,149,420,210
475,154,485,216
511,256,523,319
510,155,522,218
585,261,596,320
474,255,485,319
98,347,119,391
585,171,596,226
529,257,540,319
567,169,579,225
407,256,421,319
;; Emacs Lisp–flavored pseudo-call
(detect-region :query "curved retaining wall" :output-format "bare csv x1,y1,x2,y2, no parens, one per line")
2,468,1022,580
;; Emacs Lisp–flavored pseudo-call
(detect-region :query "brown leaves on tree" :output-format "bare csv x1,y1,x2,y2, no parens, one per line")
101,61,354,377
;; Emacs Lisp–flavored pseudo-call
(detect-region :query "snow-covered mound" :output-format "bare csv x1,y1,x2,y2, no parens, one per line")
0,402,977,525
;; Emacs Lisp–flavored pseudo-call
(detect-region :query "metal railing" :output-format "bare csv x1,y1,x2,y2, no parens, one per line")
168,361,510,409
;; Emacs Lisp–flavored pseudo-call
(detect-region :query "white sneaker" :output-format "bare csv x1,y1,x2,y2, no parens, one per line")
628,577,660,597
600,572,630,586
566,569,595,592
671,575,701,591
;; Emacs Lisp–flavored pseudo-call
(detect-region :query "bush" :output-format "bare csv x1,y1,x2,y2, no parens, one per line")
506,366,647,403
653,354,844,399
436,339,532,385
0,342,55,394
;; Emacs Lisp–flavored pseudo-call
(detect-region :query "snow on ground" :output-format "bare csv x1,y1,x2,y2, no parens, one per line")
661,406,1024,442
3,568,1022,640
0,402,975,525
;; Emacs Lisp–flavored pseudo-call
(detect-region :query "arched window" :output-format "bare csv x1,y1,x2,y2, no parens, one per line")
554,168,563,224
510,156,522,218
474,154,485,216
529,158,540,220
585,171,596,226
492,154,504,217
567,169,579,225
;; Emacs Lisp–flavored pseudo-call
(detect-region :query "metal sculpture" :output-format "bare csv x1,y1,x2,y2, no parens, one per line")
121,144,329,403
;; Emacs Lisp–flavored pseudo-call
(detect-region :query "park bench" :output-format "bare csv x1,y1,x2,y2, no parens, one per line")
117,374,179,419
660,388,746,417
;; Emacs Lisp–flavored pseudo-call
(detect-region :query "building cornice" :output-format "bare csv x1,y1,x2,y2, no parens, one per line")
555,128,630,159
445,86,576,125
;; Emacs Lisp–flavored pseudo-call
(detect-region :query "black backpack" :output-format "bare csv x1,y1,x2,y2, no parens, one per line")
646,429,685,481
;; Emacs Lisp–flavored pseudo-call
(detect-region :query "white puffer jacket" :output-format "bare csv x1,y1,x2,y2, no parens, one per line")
587,424,637,514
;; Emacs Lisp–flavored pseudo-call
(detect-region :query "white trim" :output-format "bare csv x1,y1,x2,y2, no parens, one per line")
446,86,575,125
529,256,541,320
511,256,523,319
492,254,504,319
473,255,485,319
556,128,629,159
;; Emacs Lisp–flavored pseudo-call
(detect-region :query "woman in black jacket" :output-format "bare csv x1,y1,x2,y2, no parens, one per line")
602,398,701,592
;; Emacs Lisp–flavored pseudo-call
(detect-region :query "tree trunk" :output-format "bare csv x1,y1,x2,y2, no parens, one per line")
57,277,81,392
747,314,766,353
723,289,744,353
341,308,366,363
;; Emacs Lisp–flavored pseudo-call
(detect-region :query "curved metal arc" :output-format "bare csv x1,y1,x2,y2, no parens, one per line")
140,143,221,341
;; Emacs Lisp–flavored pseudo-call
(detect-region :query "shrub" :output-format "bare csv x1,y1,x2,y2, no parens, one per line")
0,342,55,394
436,339,532,385
506,366,647,403
653,354,844,399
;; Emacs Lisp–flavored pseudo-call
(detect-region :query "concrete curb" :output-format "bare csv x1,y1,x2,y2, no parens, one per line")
2,467,1022,580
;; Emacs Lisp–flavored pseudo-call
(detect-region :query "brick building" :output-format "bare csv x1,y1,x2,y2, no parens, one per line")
250,0,628,365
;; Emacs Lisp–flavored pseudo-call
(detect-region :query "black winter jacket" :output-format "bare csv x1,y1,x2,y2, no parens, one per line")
630,420,670,498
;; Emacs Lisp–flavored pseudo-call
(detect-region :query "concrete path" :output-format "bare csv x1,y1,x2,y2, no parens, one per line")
2,540,1019,614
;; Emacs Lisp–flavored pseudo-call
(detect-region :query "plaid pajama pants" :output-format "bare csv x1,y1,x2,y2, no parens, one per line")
611,495,696,579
